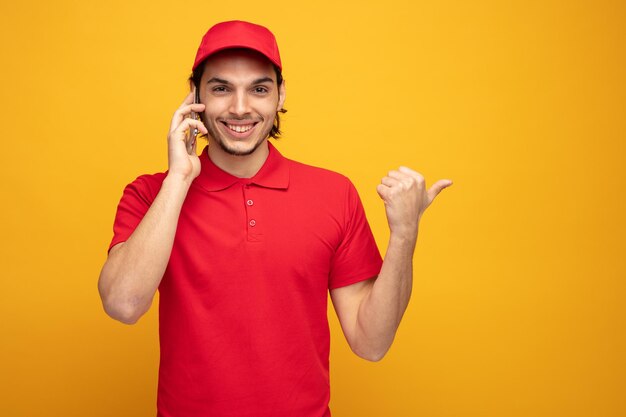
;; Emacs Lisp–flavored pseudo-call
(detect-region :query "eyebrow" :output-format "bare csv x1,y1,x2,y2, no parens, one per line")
251,77,275,85
206,76,275,85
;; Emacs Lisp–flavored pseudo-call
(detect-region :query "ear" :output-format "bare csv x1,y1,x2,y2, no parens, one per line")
277,79,286,111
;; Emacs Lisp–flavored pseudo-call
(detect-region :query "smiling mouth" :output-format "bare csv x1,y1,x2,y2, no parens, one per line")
221,121,258,133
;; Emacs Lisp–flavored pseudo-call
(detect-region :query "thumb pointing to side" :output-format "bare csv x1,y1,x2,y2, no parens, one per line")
426,179,453,208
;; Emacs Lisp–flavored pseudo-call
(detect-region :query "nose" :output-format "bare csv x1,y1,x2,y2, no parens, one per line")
229,90,250,116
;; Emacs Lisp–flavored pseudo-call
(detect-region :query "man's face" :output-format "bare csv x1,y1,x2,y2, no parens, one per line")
199,49,286,157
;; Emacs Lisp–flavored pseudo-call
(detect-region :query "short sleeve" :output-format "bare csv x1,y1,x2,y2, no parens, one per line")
108,173,166,253
328,180,383,289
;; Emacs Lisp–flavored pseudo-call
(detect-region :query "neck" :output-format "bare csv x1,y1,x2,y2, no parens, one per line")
207,139,270,178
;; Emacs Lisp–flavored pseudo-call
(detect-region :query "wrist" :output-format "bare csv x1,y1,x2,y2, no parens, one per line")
389,229,418,248
164,172,194,189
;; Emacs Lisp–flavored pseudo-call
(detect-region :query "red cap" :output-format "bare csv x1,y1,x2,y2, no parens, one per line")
192,20,282,71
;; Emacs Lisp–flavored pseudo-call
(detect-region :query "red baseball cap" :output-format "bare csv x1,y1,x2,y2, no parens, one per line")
192,20,282,71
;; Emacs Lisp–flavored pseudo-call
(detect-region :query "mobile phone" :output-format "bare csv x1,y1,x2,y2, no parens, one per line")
186,88,200,155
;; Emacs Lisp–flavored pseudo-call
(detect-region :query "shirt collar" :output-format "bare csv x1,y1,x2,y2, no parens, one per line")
193,142,290,192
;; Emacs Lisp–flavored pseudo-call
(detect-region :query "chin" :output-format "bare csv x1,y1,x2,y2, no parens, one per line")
217,136,267,156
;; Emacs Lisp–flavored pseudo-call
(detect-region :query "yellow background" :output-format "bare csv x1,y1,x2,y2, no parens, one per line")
1,0,624,416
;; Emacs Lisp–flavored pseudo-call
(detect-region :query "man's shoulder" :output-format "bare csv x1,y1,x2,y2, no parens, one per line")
280,157,366,209
285,158,352,188
127,171,167,187
121,171,167,201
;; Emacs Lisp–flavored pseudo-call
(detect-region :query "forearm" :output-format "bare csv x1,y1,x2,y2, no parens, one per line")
354,233,416,360
98,174,192,323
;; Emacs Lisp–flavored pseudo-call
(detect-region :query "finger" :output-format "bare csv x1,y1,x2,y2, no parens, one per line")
181,117,208,136
169,103,206,133
187,127,198,155
172,118,208,141
389,168,424,183
170,89,203,132
170,103,206,128
426,179,453,205
388,169,423,189
376,184,391,201
171,91,196,129
398,166,425,183
381,176,400,188
387,170,405,180
180,90,195,107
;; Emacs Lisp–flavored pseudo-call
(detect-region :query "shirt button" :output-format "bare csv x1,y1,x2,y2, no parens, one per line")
249,219,256,227
246,199,254,206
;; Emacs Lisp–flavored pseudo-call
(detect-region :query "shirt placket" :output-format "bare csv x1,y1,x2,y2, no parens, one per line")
243,183,264,242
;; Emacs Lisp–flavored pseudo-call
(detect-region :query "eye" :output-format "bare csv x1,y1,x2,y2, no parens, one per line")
253,86,269,94
212,86,229,94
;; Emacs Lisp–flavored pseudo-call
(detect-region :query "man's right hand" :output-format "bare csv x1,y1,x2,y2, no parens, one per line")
167,90,208,183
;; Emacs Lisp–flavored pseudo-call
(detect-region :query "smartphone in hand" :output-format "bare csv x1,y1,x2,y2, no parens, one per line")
186,88,200,155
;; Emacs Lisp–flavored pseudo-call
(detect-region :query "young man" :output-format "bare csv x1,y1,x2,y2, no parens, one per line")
99,20,452,417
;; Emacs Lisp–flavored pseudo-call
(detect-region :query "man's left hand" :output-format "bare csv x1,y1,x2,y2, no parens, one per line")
376,167,453,241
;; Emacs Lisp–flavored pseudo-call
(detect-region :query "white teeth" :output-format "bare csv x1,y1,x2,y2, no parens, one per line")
227,124,253,133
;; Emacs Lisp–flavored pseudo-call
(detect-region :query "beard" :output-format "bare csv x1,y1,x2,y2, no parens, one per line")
203,115,275,157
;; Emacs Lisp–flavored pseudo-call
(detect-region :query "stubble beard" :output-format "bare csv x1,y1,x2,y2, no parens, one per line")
204,115,275,157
